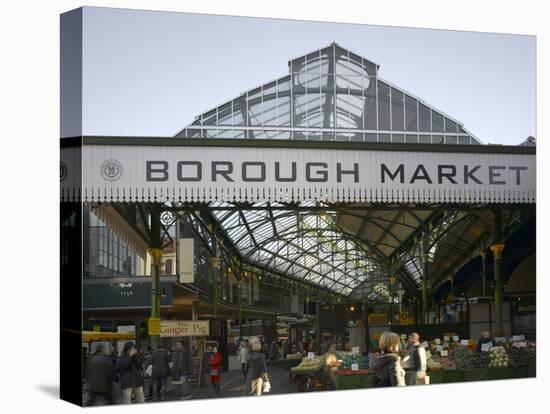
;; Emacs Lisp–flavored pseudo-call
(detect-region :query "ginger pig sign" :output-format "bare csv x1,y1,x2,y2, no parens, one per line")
160,320,210,337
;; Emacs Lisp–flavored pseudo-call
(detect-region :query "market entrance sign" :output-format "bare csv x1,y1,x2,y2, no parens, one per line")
63,144,535,203
160,320,210,337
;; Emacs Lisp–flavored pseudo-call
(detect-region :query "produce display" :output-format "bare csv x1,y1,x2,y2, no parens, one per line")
336,351,368,370
488,346,510,368
290,356,325,374
440,357,457,371
508,346,536,368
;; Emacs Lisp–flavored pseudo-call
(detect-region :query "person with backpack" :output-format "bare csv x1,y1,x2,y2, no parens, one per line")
370,331,406,387
151,344,171,401
116,341,146,403
85,344,115,406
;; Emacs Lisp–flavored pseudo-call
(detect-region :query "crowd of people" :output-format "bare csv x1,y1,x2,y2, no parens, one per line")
83,341,189,406
84,330,493,404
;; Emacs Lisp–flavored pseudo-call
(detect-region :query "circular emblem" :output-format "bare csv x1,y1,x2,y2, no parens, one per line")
160,211,175,226
100,159,123,181
60,161,67,182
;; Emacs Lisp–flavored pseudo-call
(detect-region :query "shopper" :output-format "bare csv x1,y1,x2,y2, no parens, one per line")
403,332,427,385
282,338,291,359
238,340,250,377
476,331,495,352
209,346,223,397
370,331,406,387
151,344,171,401
323,343,340,390
246,339,268,396
268,339,279,367
116,341,146,403
85,344,115,406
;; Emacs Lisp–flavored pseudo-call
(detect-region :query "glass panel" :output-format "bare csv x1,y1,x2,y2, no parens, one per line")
378,81,391,130
305,93,322,128
218,103,233,126
432,111,444,132
459,135,470,145
433,135,444,144
406,134,418,143
262,95,278,126
233,98,246,126
379,133,391,142
336,94,354,128
308,131,322,140
365,133,378,142
277,96,291,127
336,132,352,141
294,95,308,127
186,128,202,138
392,134,404,143
204,129,218,138
419,103,431,132
277,76,291,95
233,130,246,138
445,135,458,144
203,109,217,126
364,79,377,130
445,117,458,133
217,129,235,138
405,95,418,131
322,131,335,141
420,134,431,144
350,132,364,142
321,93,334,128
292,56,305,73
391,88,404,131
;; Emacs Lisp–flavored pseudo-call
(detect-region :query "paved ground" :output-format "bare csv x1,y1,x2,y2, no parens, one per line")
83,367,299,406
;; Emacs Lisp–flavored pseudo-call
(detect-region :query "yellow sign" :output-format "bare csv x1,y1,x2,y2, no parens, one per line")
148,318,161,336
160,320,210,337
92,325,101,332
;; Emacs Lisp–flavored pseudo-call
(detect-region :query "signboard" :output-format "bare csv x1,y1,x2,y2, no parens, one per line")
443,336,450,342
352,347,360,354
307,352,315,360
461,339,469,346
453,335,460,342
481,342,493,352
178,238,195,283
434,338,441,345
440,350,448,357
160,320,210,337
83,280,173,310
92,325,101,332
67,145,535,204
512,335,526,341
495,337,506,343
148,318,161,336
351,363,359,371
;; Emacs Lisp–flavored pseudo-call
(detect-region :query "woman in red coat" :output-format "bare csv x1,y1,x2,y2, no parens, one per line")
209,347,223,397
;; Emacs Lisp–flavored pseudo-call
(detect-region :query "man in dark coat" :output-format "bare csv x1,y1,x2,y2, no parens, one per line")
85,344,115,406
116,341,145,403
476,331,495,353
151,344,172,401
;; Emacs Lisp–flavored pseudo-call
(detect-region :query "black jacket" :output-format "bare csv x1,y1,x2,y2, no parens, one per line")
405,344,422,372
370,353,405,387
476,337,494,353
116,352,145,389
86,352,115,392
151,349,171,379
246,351,267,381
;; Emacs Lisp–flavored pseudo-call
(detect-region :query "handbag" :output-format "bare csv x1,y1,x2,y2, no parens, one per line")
262,379,271,393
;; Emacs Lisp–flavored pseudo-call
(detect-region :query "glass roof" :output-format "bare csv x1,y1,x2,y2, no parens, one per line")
209,201,382,296
176,43,481,145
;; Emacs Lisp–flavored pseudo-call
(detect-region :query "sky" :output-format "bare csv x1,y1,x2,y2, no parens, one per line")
72,6,536,145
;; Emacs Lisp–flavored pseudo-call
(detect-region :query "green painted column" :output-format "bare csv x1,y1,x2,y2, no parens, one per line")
480,251,487,297
148,247,163,349
212,257,220,319
490,242,505,336
237,281,243,325
421,234,429,325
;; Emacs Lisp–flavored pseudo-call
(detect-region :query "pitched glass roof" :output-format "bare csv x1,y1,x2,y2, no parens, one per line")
176,43,481,145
